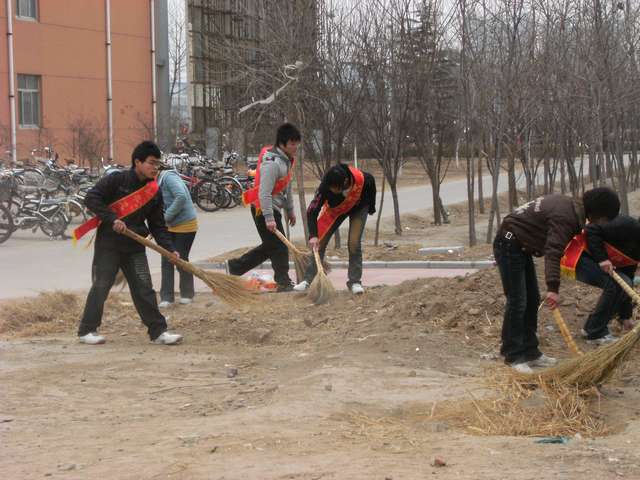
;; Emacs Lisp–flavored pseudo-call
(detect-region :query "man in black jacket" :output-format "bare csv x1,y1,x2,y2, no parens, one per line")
77,141,182,345
494,194,585,373
575,187,637,344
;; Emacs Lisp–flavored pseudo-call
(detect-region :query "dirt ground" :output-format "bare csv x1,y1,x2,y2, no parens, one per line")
4,266,640,479
5,190,640,479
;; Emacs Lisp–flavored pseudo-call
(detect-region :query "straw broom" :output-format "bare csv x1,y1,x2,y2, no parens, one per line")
521,270,640,388
121,228,256,306
308,248,335,305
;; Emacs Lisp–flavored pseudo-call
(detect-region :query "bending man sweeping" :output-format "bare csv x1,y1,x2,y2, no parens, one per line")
75,141,182,345
294,163,376,294
227,123,300,292
562,187,638,345
494,193,585,373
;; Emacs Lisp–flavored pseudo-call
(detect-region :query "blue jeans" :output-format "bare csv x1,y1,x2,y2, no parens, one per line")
494,235,542,364
575,254,634,339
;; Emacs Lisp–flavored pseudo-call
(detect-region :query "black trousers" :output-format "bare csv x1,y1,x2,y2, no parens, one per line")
78,246,167,340
227,207,291,286
576,253,634,339
304,204,369,287
160,231,196,302
494,235,542,365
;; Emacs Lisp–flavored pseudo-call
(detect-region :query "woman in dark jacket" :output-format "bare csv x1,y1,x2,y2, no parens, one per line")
294,163,376,294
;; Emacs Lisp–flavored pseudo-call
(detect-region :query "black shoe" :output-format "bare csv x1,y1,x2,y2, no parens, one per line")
276,282,294,293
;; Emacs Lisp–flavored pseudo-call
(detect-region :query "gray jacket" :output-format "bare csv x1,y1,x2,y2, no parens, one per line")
259,147,294,222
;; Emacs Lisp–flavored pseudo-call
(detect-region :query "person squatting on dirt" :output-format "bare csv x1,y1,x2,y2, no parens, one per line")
75,141,183,346
561,187,638,345
227,123,300,292
157,165,198,308
494,194,586,373
294,163,377,294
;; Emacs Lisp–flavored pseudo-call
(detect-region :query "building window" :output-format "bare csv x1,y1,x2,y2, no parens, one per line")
18,74,41,128
16,0,38,20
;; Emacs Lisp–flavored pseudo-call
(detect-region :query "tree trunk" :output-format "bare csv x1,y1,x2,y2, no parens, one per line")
466,151,477,246
374,174,386,247
389,180,402,235
478,155,485,214
543,153,550,194
295,147,309,242
507,154,517,212
431,178,442,225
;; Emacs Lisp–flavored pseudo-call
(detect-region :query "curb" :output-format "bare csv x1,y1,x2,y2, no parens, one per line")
418,246,464,254
195,260,496,271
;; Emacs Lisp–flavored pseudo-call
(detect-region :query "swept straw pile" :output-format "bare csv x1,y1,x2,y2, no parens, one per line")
123,228,256,306
308,248,335,305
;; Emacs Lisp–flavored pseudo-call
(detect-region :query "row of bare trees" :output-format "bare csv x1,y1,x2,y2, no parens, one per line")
191,0,640,245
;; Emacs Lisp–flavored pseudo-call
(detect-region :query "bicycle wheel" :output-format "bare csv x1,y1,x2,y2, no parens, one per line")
218,176,243,207
17,168,45,186
40,210,70,238
194,180,221,212
0,204,14,244
67,199,88,223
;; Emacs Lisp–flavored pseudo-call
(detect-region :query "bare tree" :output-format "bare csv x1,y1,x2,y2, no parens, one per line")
65,114,108,171
168,0,188,142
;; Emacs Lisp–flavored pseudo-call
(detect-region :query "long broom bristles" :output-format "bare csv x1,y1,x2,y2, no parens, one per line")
308,248,335,305
273,229,312,276
122,228,255,307
520,271,640,388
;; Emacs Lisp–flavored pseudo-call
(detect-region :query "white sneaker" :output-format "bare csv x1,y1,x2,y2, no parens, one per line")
79,332,106,345
293,280,310,292
586,334,618,346
510,362,533,374
529,353,557,368
158,300,173,308
153,331,183,345
179,297,193,305
350,283,364,295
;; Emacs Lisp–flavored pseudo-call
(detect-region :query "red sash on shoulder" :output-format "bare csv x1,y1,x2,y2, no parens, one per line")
560,231,638,279
317,167,365,240
72,180,159,244
242,145,294,210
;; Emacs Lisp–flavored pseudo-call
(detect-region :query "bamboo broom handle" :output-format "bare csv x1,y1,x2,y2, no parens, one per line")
611,270,640,305
610,270,640,335
122,228,189,271
313,248,324,273
273,229,303,254
552,308,583,356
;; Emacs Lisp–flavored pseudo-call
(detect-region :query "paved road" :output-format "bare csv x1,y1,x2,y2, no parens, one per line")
0,168,531,298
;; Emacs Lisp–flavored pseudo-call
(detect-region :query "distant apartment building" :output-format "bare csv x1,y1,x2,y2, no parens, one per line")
186,0,316,157
0,0,171,166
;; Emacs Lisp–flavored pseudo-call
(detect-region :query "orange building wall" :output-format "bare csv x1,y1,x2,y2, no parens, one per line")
0,0,154,166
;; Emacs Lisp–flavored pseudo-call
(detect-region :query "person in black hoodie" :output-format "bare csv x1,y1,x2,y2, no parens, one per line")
76,141,183,346
294,163,376,294
572,187,638,345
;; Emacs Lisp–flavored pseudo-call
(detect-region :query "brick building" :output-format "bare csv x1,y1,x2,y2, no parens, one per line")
0,0,170,166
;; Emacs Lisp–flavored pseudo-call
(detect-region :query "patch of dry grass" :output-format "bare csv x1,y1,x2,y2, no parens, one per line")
0,291,81,337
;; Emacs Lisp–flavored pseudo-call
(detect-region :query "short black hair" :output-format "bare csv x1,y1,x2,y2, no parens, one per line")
322,164,350,190
131,140,161,167
583,187,620,221
275,123,301,148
